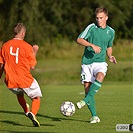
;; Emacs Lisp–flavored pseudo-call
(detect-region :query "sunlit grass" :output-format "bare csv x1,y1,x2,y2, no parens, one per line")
0,83,132,133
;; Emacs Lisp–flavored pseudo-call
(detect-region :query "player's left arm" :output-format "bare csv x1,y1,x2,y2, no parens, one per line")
30,45,39,70
33,45,39,57
106,47,117,64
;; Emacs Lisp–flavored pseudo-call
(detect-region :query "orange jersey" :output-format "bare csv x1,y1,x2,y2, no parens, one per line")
0,38,37,88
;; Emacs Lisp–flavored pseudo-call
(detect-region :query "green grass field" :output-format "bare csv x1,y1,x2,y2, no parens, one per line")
0,82,132,133
0,40,132,132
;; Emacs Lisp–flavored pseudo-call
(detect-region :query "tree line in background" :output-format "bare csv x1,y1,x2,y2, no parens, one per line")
0,0,133,45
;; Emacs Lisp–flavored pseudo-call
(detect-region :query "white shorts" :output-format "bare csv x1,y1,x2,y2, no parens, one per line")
8,79,42,99
81,62,108,84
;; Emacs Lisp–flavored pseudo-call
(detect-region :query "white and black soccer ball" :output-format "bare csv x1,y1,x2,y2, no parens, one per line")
60,101,75,117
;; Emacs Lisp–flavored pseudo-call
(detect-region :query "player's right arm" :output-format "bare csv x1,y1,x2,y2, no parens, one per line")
77,23,101,54
77,38,101,53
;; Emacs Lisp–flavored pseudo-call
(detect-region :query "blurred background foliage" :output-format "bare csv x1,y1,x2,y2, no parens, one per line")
0,0,133,44
0,0,132,83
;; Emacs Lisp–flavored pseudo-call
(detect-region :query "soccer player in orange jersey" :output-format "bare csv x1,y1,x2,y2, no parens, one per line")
0,23,42,127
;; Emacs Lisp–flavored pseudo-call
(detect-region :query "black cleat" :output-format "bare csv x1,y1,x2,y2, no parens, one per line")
27,112,40,127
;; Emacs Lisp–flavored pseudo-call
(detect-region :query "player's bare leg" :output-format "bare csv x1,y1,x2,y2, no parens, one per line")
77,82,91,108
96,72,105,82
26,97,40,127
17,94,29,113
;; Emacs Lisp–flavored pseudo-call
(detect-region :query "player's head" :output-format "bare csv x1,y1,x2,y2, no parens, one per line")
14,23,26,39
95,7,108,28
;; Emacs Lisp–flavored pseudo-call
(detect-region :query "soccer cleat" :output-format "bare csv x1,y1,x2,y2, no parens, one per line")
76,100,85,109
89,116,100,123
27,112,40,127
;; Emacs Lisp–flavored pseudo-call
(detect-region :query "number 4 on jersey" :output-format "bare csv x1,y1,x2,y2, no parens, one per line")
10,47,19,64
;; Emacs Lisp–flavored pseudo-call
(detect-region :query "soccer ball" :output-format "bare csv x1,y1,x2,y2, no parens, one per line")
60,101,75,117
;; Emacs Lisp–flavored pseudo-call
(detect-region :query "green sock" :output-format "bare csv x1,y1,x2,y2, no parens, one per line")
87,97,97,116
84,80,102,116
84,80,102,104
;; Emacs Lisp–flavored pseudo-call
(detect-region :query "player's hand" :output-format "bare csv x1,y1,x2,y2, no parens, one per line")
109,56,117,64
91,44,101,53
33,45,39,57
33,45,39,53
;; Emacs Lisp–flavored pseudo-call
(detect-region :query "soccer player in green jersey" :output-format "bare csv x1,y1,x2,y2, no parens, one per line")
76,7,117,123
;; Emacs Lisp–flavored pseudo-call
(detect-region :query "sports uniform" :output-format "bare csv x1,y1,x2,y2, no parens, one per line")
1,38,36,88
77,22,115,123
79,23,115,83
0,36,42,127
0,38,42,98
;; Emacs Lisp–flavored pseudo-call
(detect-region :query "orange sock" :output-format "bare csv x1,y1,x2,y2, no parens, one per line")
31,97,40,116
17,94,29,113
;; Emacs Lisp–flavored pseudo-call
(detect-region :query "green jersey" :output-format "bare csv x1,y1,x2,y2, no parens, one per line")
78,23,115,65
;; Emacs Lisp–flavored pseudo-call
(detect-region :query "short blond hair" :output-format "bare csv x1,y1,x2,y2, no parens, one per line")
14,23,26,35
95,7,108,16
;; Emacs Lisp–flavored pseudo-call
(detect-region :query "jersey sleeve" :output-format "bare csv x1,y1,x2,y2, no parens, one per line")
78,23,95,40
28,48,37,68
107,28,115,48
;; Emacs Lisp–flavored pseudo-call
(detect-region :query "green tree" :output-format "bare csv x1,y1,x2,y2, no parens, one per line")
0,0,132,44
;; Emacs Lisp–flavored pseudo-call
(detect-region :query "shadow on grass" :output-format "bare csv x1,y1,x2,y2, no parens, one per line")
0,110,55,127
0,120,24,126
38,113,88,123
0,110,88,126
